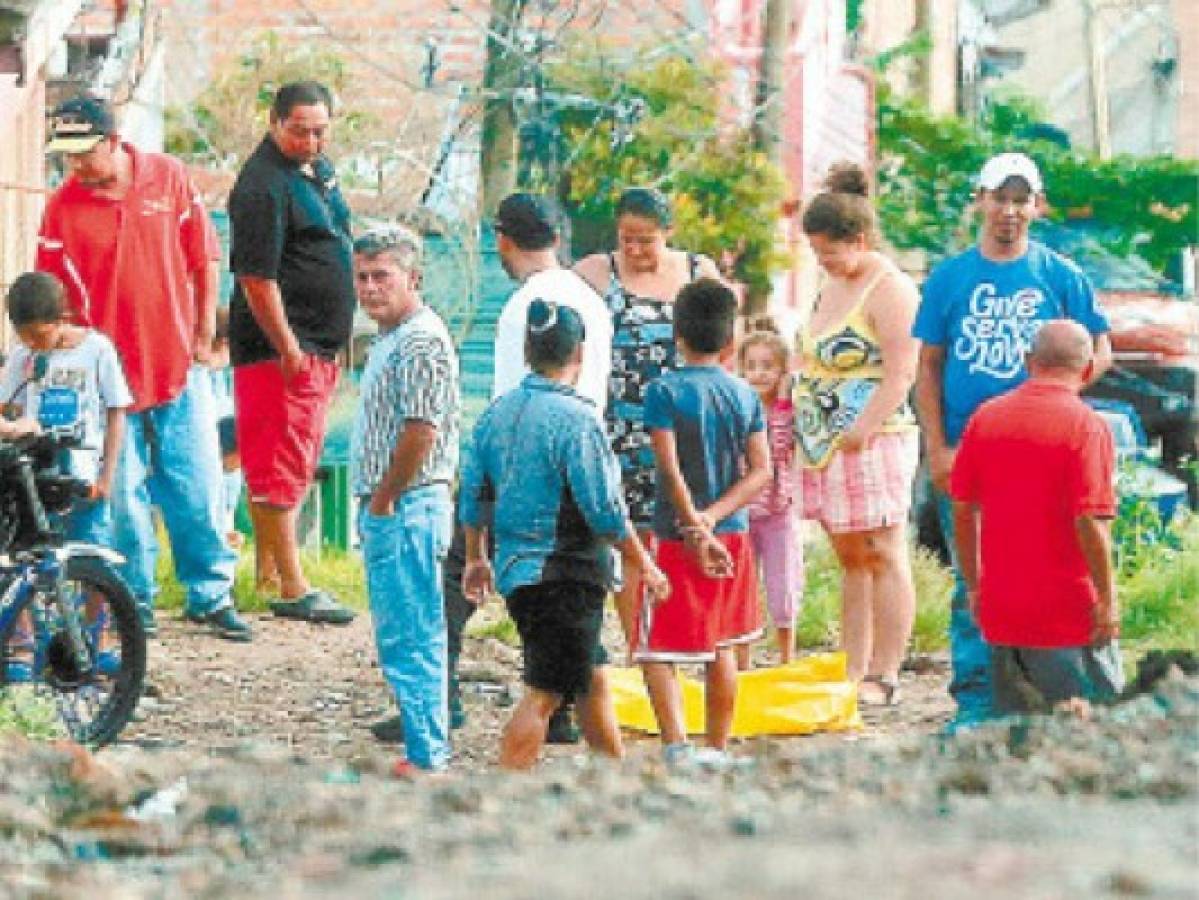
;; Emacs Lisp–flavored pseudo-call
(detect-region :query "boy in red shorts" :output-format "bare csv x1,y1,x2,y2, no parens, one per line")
636,278,772,768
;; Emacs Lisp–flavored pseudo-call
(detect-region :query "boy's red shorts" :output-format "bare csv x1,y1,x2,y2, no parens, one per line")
234,355,339,509
632,532,762,664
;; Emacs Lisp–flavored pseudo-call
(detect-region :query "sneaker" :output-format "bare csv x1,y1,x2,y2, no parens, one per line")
4,658,33,684
95,649,121,677
370,715,405,744
546,704,580,744
662,742,696,771
186,607,252,642
391,759,449,780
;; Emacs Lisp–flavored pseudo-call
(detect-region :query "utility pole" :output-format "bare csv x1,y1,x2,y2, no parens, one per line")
752,0,790,164
1083,0,1113,158
480,0,526,218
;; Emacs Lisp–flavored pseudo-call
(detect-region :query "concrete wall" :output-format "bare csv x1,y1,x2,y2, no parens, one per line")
0,0,82,328
991,0,1186,156
857,0,958,114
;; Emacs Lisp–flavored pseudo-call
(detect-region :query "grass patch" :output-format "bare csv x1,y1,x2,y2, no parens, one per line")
154,543,369,613
796,532,952,653
465,603,520,645
0,689,64,740
1119,512,1198,658
146,513,1192,664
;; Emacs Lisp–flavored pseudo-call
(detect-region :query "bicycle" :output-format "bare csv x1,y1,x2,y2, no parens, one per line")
0,432,145,746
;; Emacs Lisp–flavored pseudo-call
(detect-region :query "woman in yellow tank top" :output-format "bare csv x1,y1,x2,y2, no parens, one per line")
794,163,920,706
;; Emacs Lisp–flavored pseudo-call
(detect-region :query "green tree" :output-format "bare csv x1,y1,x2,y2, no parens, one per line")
546,43,789,306
167,33,366,165
877,88,1199,275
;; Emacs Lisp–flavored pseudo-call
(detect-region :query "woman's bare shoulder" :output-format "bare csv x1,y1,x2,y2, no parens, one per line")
573,253,611,290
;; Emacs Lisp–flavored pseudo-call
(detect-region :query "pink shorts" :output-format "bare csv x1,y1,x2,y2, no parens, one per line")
234,355,339,509
801,430,918,533
748,509,804,628
633,533,762,664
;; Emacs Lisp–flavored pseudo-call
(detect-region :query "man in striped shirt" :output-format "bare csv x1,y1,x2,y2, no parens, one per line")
350,227,460,775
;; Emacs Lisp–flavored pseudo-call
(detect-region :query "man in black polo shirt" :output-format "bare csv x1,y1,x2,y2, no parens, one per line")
228,80,356,624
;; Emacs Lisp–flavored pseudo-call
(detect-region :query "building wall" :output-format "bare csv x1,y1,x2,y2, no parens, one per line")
0,1,83,322
991,0,1184,156
857,0,958,114
1173,0,1198,158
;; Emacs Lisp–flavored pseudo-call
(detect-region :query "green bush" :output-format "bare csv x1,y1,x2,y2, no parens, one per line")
1119,512,1199,655
0,690,63,741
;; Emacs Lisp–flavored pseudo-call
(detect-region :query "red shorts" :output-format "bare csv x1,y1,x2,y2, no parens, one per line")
633,532,762,663
234,355,339,508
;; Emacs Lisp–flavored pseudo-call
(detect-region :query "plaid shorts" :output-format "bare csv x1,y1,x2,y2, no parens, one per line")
801,430,918,533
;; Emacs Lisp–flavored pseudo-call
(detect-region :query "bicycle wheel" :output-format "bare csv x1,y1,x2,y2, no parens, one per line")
0,557,146,746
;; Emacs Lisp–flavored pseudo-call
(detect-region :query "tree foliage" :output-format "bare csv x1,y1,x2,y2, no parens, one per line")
167,33,369,166
877,88,1199,275
546,43,790,303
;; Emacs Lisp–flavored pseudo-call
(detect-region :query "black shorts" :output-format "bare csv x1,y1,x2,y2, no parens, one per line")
506,581,609,701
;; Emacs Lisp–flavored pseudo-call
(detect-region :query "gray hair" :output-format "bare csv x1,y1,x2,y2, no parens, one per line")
353,225,423,273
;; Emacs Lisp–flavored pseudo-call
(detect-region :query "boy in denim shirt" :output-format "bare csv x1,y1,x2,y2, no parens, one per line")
461,299,667,770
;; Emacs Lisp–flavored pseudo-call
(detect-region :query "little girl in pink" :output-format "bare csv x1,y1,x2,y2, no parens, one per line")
739,323,804,665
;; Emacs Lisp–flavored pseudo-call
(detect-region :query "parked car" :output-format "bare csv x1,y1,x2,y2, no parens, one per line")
1088,398,1189,526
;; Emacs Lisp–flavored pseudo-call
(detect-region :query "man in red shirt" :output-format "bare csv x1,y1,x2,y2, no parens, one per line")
950,320,1123,714
37,95,250,641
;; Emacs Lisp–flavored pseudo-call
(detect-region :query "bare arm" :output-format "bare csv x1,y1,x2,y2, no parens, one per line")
1085,333,1113,387
703,429,772,524
94,407,126,499
840,273,919,451
951,500,981,620
368,420,437,515
572,254,610,295
462,524,494,603
616,527,670,602
915,343,955,493
1075,514,1119,643
237,275,305,380
192,260,220,365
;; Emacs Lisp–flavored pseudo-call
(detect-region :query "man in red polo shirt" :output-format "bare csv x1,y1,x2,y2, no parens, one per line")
36,95,250,641
950,320,1123,714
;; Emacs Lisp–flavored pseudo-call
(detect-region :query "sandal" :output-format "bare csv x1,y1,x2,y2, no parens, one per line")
269,590,355,625
858,677,901,707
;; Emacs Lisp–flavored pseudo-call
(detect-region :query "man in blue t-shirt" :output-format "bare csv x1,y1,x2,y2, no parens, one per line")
912,152,1112,728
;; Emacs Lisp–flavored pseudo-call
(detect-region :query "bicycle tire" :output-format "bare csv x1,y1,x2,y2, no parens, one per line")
0,557,146,746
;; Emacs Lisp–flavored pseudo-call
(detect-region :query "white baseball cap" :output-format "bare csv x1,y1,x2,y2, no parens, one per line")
977,152,1044,193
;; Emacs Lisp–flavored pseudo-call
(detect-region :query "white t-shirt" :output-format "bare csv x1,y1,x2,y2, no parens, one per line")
0,331,133,484
492,268,612,417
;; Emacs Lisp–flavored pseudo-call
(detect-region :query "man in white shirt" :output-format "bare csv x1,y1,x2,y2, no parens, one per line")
491,193,611,411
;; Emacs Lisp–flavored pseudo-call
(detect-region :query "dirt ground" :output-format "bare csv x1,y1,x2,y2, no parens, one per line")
1,610,1194,899
122,608,956,766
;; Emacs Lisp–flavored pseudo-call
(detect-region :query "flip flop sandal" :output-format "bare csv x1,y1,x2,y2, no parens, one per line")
269,590,356,625
858,677,902,707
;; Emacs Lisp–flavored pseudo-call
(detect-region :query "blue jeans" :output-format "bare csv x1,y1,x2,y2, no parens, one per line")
62,497,112,546
936,491,993,725
359,484,452,770
111,367,237,617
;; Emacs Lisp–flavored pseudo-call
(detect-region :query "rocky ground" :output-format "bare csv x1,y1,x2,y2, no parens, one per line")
0,611,1195,898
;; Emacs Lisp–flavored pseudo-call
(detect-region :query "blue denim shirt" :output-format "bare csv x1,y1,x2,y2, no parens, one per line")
460,374,628,596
